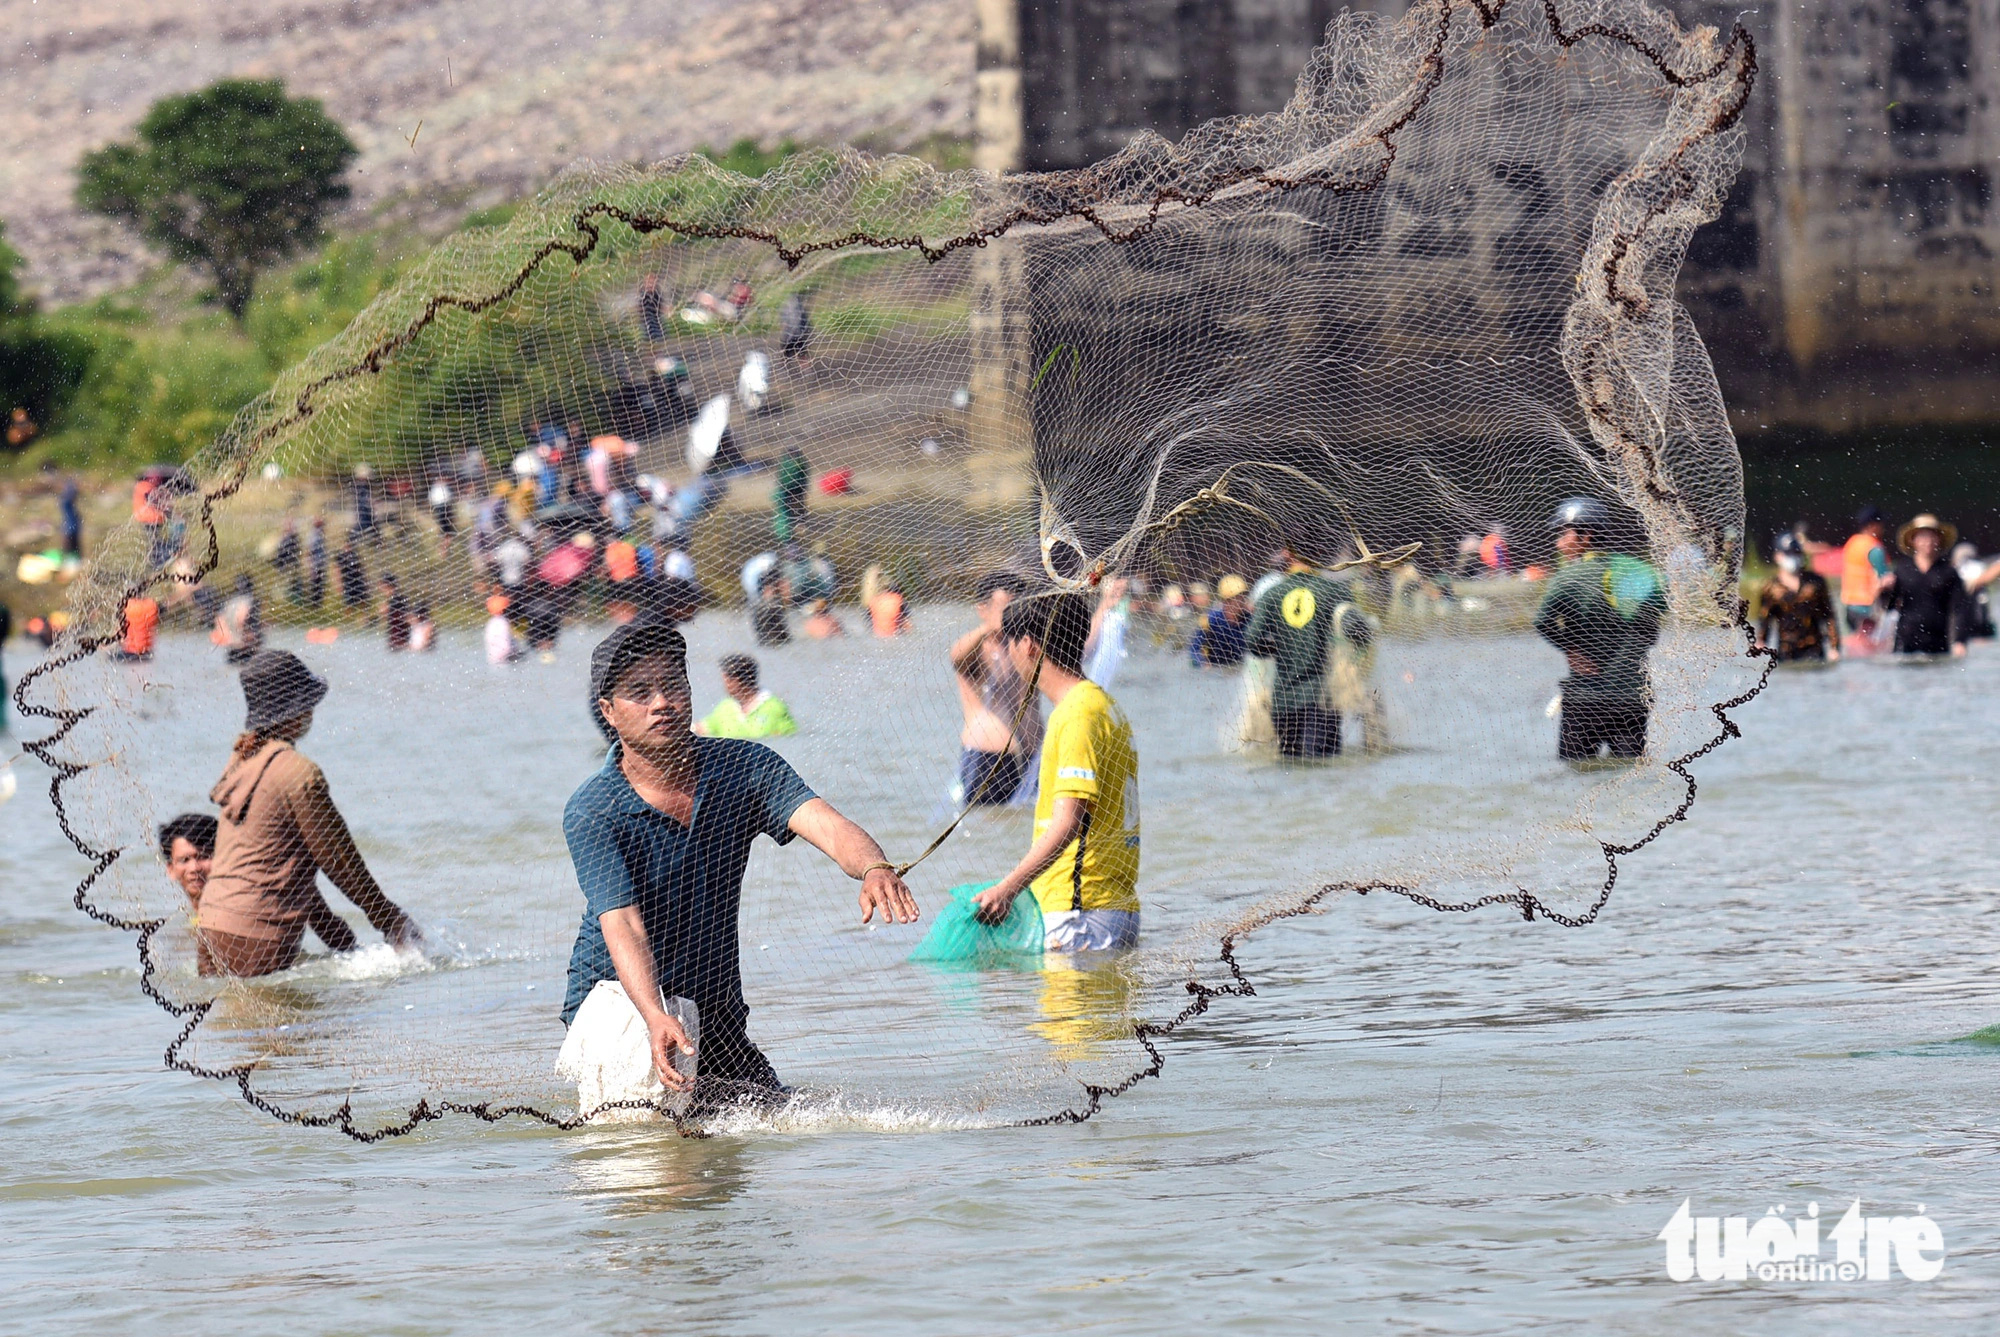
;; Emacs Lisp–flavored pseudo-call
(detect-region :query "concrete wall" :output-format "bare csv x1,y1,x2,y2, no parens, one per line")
981,0,2000,431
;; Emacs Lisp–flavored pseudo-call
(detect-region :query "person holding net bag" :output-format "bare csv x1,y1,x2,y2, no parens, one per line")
971,594,1142,953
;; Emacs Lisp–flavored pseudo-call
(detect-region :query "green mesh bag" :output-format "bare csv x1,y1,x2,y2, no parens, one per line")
908,883,1045,969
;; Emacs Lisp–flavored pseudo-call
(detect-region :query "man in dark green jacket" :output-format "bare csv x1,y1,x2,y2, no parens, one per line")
1244,547,1372,758
773,444,809,545
1532,497,1666,762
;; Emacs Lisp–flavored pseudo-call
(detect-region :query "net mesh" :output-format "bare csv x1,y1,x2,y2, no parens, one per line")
19,0,1767,1139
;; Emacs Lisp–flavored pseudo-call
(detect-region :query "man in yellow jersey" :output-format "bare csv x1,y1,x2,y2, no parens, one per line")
973,592,1141,952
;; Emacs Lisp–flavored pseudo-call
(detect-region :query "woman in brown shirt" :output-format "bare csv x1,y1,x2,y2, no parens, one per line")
199,650,418,976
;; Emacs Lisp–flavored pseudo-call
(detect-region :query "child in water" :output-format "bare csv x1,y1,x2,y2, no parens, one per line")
972,593,1140,952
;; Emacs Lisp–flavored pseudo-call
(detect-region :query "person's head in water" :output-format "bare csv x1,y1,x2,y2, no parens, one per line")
719,652,759,705
974,570,1027,630
158,812,218,905
590,622,691,749
999,592,1093,680
1548,496,1609,562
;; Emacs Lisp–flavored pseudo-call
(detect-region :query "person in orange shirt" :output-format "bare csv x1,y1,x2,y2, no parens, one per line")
115,595,160,662
132,476,165,527
604,538,641,624
604,539,640,583
869,583,909,638
1840,506,1893,640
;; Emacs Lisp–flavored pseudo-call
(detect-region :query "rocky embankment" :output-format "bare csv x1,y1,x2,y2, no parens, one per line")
3,0,973,304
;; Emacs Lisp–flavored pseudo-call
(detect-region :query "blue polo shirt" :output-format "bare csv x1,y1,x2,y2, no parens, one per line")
560,736,817,1028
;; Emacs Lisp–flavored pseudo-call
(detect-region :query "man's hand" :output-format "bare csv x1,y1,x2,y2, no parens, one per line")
1826,646,1841,663
861,867,919,924
1952,642,1968,658
972,882,1021,926
787,798,923,926
646,1009,696,1091
973,796,1085,926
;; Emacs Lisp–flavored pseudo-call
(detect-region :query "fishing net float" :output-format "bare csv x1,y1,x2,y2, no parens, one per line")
17,0,1768,1140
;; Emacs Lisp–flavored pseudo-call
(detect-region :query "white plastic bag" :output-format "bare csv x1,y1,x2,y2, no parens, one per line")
554,981,700,1122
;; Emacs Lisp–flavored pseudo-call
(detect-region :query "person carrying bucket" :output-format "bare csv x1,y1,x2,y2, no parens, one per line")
972,593,1141,953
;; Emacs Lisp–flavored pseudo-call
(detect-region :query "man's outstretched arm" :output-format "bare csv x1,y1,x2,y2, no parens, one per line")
786,798,920,925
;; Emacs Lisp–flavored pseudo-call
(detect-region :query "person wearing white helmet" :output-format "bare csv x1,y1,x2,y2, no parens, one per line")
1532,497,1666,762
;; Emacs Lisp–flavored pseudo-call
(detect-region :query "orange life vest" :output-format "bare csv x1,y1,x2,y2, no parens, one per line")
123,597,160,656
1841,533,1884,607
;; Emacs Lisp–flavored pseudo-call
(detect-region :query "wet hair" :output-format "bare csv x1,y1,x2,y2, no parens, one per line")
1000,592,1093,676
976,570,1028,602
719,653,758,688
158,812,218,861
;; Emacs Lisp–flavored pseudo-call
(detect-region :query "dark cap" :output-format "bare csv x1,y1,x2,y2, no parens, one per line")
1856,505,1885,526
239,649,328,733
588,622,687,740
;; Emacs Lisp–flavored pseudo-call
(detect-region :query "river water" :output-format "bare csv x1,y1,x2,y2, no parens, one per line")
3,612,1997,1333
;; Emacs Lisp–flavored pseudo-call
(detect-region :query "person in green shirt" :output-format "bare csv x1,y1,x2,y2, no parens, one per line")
695,654,798,739
1243,545,1373,758
773,445,809,545
1532,496,1667,762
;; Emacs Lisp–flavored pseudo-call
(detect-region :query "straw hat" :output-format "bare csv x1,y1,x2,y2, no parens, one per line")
1216,573,1250,600
1897,512,1957,553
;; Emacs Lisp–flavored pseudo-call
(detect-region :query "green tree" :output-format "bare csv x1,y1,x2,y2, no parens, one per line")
0,221,93,445
76,79,357,320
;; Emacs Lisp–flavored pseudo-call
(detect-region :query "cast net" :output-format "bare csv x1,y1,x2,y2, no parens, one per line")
21,0,1765,1137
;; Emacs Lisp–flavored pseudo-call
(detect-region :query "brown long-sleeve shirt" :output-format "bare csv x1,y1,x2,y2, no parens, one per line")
201,740,386,941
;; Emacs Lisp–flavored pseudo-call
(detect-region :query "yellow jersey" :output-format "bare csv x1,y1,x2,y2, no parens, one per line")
1029,680,1141,915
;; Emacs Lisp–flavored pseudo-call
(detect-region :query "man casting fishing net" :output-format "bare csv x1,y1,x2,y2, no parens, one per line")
24,0,1768,1139
557,622,919,1115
